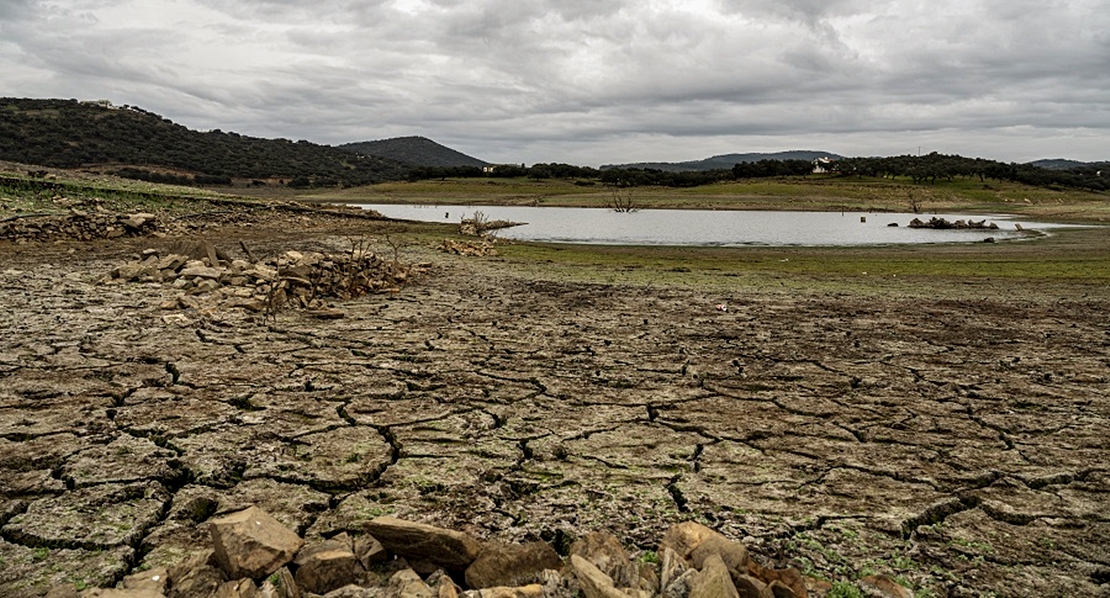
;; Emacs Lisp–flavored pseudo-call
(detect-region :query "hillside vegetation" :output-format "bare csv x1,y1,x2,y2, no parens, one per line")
0,98,408,186
338,136,488,167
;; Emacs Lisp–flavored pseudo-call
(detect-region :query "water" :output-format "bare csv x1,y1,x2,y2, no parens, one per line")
352,204,1086,247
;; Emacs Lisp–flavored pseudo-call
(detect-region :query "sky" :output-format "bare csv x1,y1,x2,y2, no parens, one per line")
2,0,1109,166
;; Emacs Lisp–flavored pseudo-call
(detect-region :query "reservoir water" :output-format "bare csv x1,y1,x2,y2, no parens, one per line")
353,204,1086,247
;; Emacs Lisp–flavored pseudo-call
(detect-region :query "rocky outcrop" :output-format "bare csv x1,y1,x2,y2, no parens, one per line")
907,217,1000,230
49,509,915,598
0,210,164,243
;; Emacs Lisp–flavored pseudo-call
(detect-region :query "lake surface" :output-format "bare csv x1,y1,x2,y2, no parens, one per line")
353,203,1085,247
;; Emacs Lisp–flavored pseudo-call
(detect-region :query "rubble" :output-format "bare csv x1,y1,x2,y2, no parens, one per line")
52,508,914,598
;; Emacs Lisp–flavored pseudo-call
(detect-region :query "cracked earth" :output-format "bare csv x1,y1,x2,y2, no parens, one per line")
1,227,1108,597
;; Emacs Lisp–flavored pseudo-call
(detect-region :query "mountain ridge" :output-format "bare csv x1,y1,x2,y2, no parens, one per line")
603,150,843,172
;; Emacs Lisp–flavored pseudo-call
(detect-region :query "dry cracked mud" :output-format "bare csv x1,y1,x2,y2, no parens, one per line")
1,224,1108,597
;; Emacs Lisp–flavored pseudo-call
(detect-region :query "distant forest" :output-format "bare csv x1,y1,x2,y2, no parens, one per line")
0,98,1106,193
0,98,408,186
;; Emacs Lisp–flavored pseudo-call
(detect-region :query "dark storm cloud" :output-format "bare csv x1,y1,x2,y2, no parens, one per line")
1,0,1107,164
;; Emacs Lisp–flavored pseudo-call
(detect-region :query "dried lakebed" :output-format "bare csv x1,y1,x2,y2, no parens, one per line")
0,236,1108,597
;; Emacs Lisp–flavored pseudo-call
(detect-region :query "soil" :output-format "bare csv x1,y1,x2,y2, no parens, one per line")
0,209,1107,597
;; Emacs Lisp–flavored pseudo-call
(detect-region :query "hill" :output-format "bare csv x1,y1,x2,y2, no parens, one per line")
1029,158,1109,171
0,98,409,186
338,136,488,168
603,150,842,172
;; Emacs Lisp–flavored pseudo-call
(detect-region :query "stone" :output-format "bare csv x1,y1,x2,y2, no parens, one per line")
660,522,747,575
259,566,300,598
77,589,164,597
568,554,628,598
689,554,739,598
733,574,772,598
659,547,689,593
179,265,223,279
464,541,562,589
767,581,797,598
215,578,259,597
122,567,169,593
390,568,435,598
756,568,806,598
353,534,388,570
857,575,913,598
293,533,363,595
167,552,226,598
364,516,483,572
568,532,637,589
209,506,304,579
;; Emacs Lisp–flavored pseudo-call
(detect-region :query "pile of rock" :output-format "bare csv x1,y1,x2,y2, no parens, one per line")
0,211,164,243
440,239,499,257
907,217,1000,230
102,245,425,315
50,507,914,598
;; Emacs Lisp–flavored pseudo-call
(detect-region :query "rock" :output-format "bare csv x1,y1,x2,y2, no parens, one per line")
857,575,913,598
215,578,259,597
767,580,798,598
390,568,435,598
76,589,164,597
122,567,169,593
179,265,223,280
259,566,300,598
659,547,689,593
689,553,738,598
353,534,389,570
167,552,226,598
465,541,563,589
45,585,80,598
568,554,629,598
293,533,363,595
364,516,483,572
733,574,771,598
209,506,304,579
755,569,806,598
660,522,747,575
568,532,637,589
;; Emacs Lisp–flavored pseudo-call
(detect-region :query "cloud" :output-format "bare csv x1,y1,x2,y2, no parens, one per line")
1,0,1108,164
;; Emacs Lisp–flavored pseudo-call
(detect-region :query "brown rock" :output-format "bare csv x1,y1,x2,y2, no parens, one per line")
857,575,913,598
210,506,304,579
45,585,80,598
733,574,772,598
76,589,164,598
390,568,435,598
259,566,300,598
122,567,169,594
294,533,363,595
768,581,798,598
364,516,483,571
215,578,259,597
661,522,747,574
167,552,226,598
757,569,806,598
465,541,563,589
353,534,389,570
689,553,739,598
568,554,629,598
568,532,638,589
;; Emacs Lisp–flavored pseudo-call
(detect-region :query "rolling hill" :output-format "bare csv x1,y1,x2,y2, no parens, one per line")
603,150,842,172
337,136,488,168
0,98,409,186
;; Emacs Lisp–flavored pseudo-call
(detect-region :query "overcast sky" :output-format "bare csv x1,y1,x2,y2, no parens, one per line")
3,0,1108,165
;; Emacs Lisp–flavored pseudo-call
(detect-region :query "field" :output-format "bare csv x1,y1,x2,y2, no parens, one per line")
1,166,1108,596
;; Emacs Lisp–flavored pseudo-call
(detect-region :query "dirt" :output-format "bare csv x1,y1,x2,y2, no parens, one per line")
0,212,1107,597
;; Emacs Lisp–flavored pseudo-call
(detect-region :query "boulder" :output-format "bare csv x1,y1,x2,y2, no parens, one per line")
465,542,562,589
689,553,739,598
733,574,772,598
390,568,435,598
568,554,629,598
122,567,169,594
293,533,363,595
259,566,300,598
660,522,747,575
209,506,304,579
215,578,259,597
167,552,226,598
364,516,483,572
568,532,637,589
